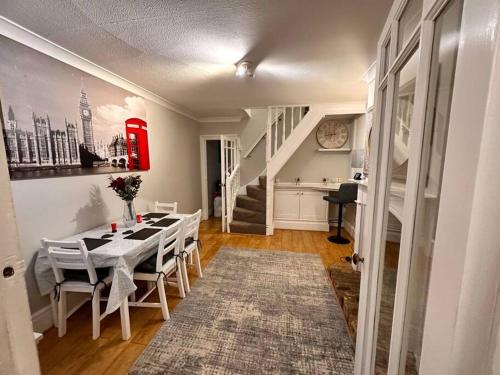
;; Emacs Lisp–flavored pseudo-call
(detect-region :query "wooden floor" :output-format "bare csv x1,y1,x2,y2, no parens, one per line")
37,218,354,374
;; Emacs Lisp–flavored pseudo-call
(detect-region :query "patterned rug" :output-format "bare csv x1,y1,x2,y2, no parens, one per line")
129,248,354,374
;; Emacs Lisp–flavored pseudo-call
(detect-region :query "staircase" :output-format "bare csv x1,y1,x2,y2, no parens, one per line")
265,102,366,235
229,176,267,235
226,102,366,236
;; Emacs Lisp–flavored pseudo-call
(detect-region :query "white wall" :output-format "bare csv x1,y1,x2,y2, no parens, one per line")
199,109,268,186
276,118,354,183
0,20,202,321
12,99,201,315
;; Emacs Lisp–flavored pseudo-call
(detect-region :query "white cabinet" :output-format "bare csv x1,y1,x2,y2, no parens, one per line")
274,190,300,220
299,191,328,221
273,188,329,231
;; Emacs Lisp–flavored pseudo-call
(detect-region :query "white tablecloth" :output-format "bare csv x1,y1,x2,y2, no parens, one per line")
35,213,187,314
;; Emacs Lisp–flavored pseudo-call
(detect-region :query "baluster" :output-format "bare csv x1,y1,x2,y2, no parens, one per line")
274,108,278,155
291,106,294,132
282,107,286,146
266,107,272,161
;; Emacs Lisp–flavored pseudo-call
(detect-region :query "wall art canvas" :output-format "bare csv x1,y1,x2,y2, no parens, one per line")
0,36,149,180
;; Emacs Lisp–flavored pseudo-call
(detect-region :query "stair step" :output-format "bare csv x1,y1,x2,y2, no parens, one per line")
258,175,267,189
230,220,266,235
246,185,266,202
233,207,266,224
236,195,266,212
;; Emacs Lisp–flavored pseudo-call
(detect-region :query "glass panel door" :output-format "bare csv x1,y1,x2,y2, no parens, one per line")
399,0,463,372
374,47,420,375
398,0,423,52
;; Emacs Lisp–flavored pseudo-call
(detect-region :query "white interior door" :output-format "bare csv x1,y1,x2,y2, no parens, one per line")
0,109,40,374
220,135,239,232
353,0,496,373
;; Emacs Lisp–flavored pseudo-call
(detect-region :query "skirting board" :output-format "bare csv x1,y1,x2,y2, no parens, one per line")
31,297,90,333
386,228,401,243
344,219,400,242
344,220,355,238
31,304,53,333
274,220,329,232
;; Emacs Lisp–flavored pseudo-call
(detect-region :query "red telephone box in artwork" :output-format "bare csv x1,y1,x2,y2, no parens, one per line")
125,118,150,170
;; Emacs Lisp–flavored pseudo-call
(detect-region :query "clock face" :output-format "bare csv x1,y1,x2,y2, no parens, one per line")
316,120,349,149
82,109,90,117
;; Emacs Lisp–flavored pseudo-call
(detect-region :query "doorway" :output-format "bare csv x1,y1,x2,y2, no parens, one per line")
206,140,222,220
353,0,499,373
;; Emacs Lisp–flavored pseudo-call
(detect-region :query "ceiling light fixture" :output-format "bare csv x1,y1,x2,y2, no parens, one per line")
235,61,254,78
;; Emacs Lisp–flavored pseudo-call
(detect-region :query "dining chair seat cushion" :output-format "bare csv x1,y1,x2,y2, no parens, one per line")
185,237,195,247
63,268,110,283
135,251,175,274
323,195,342,204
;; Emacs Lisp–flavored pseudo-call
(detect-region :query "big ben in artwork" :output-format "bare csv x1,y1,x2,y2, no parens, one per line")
79,84,95,153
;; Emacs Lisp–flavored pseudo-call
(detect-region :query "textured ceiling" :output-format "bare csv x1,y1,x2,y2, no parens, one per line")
0,0,393,118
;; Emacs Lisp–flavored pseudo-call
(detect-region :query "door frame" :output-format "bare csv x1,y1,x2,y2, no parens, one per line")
355,0,500,373
220,135,240,232
0,109,41,373
199,134,237,221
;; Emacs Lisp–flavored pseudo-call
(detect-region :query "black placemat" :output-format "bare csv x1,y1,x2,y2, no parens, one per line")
150,218,180,228
142,213,169,220
82,238,112,251
124,228,162,240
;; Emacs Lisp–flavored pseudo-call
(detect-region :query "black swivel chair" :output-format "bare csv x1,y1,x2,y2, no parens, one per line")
323,183,358,244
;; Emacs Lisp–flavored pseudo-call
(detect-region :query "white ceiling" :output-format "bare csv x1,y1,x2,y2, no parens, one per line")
0,0,393,118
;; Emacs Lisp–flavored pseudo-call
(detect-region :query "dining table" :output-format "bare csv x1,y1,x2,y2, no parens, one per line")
34,212,188,340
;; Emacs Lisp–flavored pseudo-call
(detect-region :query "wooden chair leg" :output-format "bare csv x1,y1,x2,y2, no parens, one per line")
176,259,186,298
92,289,101,340
194,248,203,278
156,276,170,321
181,257,191,293
58,291,67,337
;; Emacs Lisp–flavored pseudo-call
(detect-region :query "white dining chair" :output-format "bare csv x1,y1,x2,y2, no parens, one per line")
130,219,185,320
154,201,178,214
179,209,203,293
42,238,112,340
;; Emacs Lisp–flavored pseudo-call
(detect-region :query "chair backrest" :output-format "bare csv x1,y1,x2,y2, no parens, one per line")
42,238,99,284
338,183,358,203
183,209,202,242
156,218,184,272
154,201,178,214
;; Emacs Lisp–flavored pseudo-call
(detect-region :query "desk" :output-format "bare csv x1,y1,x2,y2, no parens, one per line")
273,182,340,231
273,181,368,232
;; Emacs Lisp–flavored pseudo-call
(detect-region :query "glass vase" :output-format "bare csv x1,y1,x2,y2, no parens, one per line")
123,200,136,227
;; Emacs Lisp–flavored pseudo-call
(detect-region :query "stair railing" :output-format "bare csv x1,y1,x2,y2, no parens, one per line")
225,163,240,232
266,105,309,162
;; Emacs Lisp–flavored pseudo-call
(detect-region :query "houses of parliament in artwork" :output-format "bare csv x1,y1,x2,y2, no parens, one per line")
1,84,128,175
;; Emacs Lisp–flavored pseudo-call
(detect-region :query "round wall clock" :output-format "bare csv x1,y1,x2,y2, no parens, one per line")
316,120,349,149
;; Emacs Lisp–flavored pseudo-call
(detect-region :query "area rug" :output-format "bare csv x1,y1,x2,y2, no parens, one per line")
129,248,354,374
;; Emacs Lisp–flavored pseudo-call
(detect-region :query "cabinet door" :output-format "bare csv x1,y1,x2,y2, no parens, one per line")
274,190,300,220
299,191,328,221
